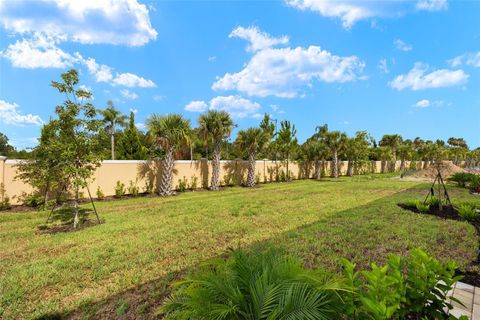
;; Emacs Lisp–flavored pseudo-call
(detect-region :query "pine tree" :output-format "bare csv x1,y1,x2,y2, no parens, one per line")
117,112,148,160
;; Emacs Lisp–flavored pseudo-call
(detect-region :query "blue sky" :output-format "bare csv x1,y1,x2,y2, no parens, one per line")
0,0,479,149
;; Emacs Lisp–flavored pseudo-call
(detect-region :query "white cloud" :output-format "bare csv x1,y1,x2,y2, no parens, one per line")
0,100,44,126
113,73,156,88
185,96,261,118
0,0,157,46
285,0,375,29
83,57,113,82
212,45,365,98
135,122,146,130
129,108,138,114
414,99,445,108
121,89,139,100
394,39,412,52
378,58,389,73
416,0,448,11
390,63,468,91
448,52,480,68
208,56,217,62
210,95,261,118
270,104,280,112
153,95,165,101
185,100,208,112
0,33,79,68
229,26,289,52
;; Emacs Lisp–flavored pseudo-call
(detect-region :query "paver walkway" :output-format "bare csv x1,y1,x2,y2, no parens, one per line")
449,282,480,319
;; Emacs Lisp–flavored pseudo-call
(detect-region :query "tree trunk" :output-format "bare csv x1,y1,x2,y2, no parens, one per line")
210,140,221,190
400,158,405,172
314,160,321,180
159,147,174,196
332,149,338,178
347,160,353,177
246,151,256,187
73,186,80,228
286,152,290,181
111,133,115,160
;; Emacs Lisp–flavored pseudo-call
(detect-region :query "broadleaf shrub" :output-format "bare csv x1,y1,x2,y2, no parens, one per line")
114,181,125,198
457,203,478,222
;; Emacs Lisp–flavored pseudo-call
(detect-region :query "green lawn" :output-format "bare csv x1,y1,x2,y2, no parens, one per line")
1,176,478,319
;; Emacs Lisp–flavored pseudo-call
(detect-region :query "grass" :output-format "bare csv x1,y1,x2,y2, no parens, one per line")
0,176,479,319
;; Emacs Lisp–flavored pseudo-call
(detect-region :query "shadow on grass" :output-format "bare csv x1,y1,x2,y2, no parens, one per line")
38,207,103,235
38,184,478,320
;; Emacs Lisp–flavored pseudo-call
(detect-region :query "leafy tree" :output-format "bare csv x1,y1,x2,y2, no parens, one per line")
235,127,270,187
147,114,191,196
99,101,127,160
47,69,101,228
379,134,403,171
397,139,414,171
324,130,347,178
117,112,148,160
0,132,15,156
276,120,298,181
300,140,329,180
198,110,234,190
345,131,371,176
448,137,468,164
259,113,276,159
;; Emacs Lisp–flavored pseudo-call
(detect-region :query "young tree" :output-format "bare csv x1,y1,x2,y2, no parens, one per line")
147,114,191,196
117,112,148,160
235,127,270,187
300,140,328,180
0,132,15,156
99,101,127,160
276,120,298,181
198,110,234,190
448,137,468,165
345,131,371,176
49,69,101,228
379,134,403,171
324,130,347,178
397,139,414,172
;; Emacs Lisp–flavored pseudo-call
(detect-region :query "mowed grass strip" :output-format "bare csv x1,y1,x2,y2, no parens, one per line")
0,177,478,319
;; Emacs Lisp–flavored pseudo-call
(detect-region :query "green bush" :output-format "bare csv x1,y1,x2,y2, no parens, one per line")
0,183,11,211
23,193,44,208
448,172,477,188
189,175,198,190
96,186,105,200
403,199,418,208
128,180,139,196
160,249,345,319
457,203,478,222
415,201,430,213
470,175,480,193
114,181,125,198
177,177,187,192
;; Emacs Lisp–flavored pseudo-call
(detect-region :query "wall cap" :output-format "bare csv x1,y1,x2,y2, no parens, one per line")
0,156,7,161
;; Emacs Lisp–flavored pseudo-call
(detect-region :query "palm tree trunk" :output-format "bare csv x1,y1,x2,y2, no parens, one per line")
210,140,221,190
400,158,405,172
314,160,321,180
333,149,338,178
347,160,353,177
111,133,115,160
246,151,256,187
159,147,175,196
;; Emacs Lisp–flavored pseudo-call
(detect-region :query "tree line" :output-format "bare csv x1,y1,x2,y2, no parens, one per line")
3,70,479,225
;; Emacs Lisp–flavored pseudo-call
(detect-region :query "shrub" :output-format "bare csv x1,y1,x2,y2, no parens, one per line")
403,199,418,208
160,249,345,319
457,203,478,222
470,175,480,193
96,186,105,200
415,201,430,213
426,196,441,208
223,174,233,186
341,248,461,319
448,172,476,188
0,183,11,211
189,175,198,190
128,180,139,196
114,181,125,198
23,193,44,208
144,180,154,194
177,177,187,192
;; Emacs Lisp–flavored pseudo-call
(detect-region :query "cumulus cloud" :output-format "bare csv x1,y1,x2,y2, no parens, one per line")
414,99,444,108
394,39,412,52
185,96,261,118
448,52,480,68
212,45,365,98
389,63,468,91
185,100,208,112
121,89,139,100
0,100,44,126
0,33,80,68
113,73,156,88
0,0,157,46
229,26,289,52
416,0,448,11
285,0,374,29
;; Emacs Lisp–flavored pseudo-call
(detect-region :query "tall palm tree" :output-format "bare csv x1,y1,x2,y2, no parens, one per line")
276,120,297,181
198,110,234,190
147,114,191,196
99,101,127,160
235,127,270,187
379,134,403,171
324,131,347,178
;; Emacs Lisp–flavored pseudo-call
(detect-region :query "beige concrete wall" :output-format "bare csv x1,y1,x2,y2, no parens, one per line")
1,158,424,205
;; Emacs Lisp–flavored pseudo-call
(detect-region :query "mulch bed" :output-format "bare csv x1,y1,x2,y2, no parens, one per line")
37,219,103,234
399,203,480,286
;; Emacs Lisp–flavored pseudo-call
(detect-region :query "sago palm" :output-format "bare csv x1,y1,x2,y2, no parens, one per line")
98,101,127,160
160,249,346,320
324,131,347,178
147,114,191,196
236,127,270,187
198,110,234,190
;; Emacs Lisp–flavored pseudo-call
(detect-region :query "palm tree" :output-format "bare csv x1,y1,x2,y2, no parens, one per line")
397,139,414,172
379,134,403,171
324,130,347,178
276,120,297,181
345,131,370,176
198,110,234,190
99,101,127,160
235,127,270,187
147,114,191,196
